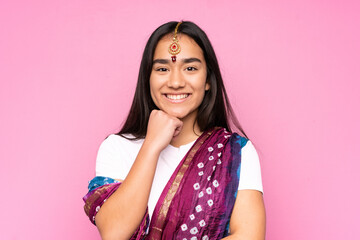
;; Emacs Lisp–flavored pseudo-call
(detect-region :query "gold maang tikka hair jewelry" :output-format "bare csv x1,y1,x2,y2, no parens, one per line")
168,22,182,62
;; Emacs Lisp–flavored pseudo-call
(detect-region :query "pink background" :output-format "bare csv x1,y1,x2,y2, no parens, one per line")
1,0,359,239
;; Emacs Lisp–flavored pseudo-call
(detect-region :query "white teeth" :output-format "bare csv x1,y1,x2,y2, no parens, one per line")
166,94,189,100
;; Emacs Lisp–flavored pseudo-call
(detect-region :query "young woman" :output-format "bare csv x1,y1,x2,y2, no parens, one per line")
83,21,265,240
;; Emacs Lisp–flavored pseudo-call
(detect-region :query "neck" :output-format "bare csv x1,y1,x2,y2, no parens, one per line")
170,111,201,148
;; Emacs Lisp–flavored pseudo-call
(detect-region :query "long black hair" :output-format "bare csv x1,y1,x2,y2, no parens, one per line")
118,21,247,139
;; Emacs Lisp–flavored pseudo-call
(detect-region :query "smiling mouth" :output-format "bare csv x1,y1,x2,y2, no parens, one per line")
165,94,190,100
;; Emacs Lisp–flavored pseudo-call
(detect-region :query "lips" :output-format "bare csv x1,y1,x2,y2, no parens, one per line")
163,93,191,103
165,94,189,100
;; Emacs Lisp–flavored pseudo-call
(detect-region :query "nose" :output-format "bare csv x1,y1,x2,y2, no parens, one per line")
167,70,185,89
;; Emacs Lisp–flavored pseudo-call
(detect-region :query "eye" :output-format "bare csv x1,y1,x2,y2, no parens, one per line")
186,66,197,71
156,67,168,72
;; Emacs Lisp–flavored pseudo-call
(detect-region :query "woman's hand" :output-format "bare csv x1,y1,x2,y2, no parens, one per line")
145,110,183,152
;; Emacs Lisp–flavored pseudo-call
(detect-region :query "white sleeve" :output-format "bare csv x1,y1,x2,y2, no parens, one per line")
238,141,263,193
95,134,135,180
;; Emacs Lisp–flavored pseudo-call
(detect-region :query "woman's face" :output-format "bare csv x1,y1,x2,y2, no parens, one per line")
150,34,209,121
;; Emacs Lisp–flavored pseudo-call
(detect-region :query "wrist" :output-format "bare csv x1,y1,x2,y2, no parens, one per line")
142,139,163,156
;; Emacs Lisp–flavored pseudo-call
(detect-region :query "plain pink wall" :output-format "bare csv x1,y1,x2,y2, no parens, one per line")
1,0,359,239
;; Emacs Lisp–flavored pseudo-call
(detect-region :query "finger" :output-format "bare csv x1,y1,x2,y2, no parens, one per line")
173,121,183,137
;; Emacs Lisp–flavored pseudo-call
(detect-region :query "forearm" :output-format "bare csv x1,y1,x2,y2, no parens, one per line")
222,235,239,240
95,140,160,239
224,190,266,240
222,232,265,240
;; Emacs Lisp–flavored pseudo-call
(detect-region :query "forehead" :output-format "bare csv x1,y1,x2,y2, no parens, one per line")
153,34,204,60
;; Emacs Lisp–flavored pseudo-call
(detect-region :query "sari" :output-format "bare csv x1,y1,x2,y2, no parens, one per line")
83,127,248,239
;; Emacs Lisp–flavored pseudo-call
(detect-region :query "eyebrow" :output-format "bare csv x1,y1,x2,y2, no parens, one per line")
152,57,202,65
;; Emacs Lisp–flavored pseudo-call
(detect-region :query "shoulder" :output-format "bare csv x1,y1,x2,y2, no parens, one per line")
229,132,259,159
95,134,144,178
229,134,263,193
230,133,249,148
229,132,255,156
98,134,144,153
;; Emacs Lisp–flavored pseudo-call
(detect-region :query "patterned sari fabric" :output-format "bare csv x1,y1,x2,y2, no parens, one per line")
83,128,247,240
83,177,149,240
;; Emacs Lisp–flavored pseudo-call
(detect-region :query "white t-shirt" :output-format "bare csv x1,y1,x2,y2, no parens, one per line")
95,134,263,219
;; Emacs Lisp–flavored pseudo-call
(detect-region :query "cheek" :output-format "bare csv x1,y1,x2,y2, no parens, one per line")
149,77,157,102
149,76,164,108
149,74,162,91
197,74,209,93
199,76,209,102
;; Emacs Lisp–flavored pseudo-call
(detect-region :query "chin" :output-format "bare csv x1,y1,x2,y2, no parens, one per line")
166,109,197,121
167,112,187,119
